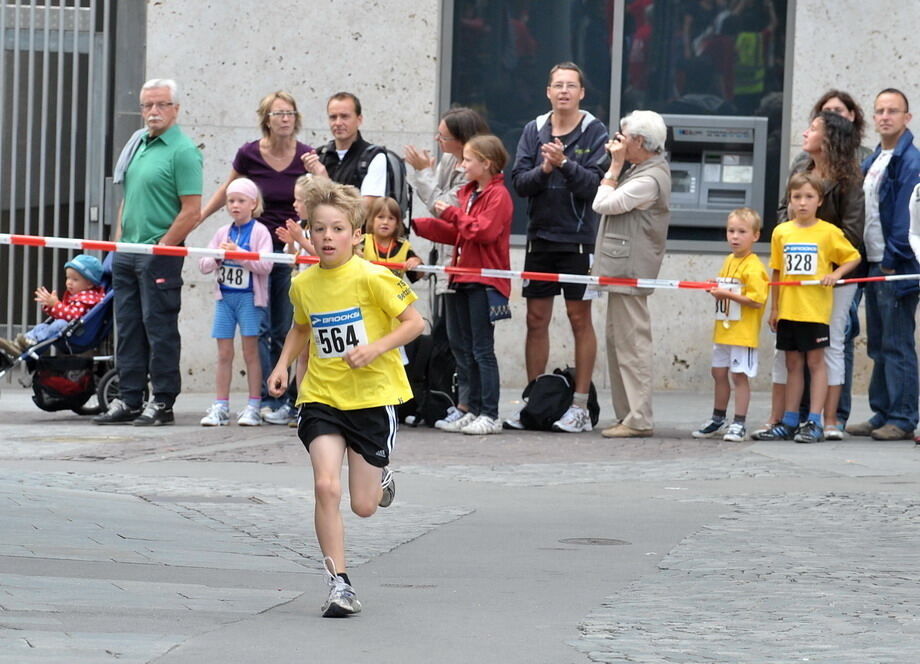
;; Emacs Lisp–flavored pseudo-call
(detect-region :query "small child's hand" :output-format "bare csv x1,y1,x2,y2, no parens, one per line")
34,287,59,308
405,256,422,272
820,274,839,287
219,240,238,251
708,287,730,301
266,366,288,397
276,225,292,245
344,344,380,369
433,201,450,216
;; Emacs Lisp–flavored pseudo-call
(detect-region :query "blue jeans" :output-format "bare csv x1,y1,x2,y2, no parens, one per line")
445,284,500,419
837,286,863,425
864,264,919,430
259,263,294,409
27,318,69,344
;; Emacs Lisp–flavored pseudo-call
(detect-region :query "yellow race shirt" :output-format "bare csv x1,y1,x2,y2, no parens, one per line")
290,255,417,410
712,252,769,348
769,219,859,324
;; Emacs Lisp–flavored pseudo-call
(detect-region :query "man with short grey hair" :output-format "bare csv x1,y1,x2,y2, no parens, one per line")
95,78,202,426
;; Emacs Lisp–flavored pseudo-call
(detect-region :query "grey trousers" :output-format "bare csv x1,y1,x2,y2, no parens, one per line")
112,252,183,408
605,292,654,430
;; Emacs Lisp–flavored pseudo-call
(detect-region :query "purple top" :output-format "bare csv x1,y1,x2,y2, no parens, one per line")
232,139,312,250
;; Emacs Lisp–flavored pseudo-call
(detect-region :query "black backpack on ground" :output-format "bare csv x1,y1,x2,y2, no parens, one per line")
518,367,600,431
398,313,457,426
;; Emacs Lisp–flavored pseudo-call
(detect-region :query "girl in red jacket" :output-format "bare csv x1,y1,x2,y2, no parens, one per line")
413,134,513,435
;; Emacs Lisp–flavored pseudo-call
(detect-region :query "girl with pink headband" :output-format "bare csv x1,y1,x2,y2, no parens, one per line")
198,177,275,426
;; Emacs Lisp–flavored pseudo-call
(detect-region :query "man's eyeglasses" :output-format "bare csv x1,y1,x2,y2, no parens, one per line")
874,108,906,117
268,110,299,118
549,83,581,91
140,101,175,111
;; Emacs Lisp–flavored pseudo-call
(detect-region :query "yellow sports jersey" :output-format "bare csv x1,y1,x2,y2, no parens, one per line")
712,253,769,348
769,219,859,324
362,235,414,278
290,255,417,410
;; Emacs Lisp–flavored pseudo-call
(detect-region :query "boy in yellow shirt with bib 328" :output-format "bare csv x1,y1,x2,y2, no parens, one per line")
755,172,860,444
693,208,769,442
267,177,424,618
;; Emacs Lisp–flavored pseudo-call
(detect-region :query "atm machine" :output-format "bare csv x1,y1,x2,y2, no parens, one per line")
662,114,769,230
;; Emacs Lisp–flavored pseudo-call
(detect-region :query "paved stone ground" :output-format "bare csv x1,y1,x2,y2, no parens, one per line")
1,384,919,663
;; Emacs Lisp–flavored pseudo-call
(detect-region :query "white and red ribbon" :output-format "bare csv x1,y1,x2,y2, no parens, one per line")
2,233,918,290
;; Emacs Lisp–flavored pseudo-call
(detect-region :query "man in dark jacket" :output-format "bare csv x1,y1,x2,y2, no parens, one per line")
847,88,920,441
509,62,608,433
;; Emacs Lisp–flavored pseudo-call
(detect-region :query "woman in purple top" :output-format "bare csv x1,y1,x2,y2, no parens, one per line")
201,91,311,421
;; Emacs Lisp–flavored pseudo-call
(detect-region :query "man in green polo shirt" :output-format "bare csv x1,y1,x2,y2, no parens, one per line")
95,78,202,426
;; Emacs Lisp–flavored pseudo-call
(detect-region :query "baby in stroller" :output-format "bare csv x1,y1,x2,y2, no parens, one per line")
0,254,106,357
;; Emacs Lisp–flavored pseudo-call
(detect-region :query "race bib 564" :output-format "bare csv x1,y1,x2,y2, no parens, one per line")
310,307,369,359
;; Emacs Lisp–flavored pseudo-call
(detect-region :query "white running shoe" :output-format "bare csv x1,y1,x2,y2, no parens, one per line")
461,414,503,435
321,557,361,617
379,467,395,508
552,404,592,433
200,403,230,427
503,401,526,430
237,405,262,426
439,411,476,432
263,403,296,425
435,406,465,430
722,421,746,442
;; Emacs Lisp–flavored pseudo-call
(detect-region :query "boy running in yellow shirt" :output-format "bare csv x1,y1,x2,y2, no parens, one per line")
267,177,424,617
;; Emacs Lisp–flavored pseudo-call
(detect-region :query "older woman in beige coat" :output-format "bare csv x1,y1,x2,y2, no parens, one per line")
592,110,671,438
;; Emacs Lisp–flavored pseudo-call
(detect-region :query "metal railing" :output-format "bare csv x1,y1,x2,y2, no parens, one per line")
1,0,111,342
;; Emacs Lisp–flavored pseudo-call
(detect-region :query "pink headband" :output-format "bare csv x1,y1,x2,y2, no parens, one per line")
227,177,260,203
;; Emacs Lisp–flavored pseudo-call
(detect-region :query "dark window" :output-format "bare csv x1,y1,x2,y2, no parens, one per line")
449,0,614,235
623,0,788,240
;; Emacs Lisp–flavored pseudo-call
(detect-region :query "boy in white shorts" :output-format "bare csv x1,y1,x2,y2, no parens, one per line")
693,208,769,441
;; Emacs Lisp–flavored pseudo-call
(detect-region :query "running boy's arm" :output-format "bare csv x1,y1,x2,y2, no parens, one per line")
267,321,311,397
343,304,425,369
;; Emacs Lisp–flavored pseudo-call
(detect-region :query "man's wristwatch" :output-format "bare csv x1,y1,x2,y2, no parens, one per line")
560,157,568,167
604,171,617,181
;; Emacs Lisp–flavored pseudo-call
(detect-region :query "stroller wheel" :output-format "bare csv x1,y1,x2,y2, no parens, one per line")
97,368,150,410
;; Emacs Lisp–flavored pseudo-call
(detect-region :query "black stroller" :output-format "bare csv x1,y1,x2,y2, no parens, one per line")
0,255,144,415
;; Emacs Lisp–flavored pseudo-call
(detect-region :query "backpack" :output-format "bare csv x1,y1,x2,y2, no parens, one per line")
518,367,600,431
359,144,413,227
397,313,457,426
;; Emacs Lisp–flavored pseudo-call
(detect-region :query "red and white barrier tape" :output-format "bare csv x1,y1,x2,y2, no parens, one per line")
3,233,919,290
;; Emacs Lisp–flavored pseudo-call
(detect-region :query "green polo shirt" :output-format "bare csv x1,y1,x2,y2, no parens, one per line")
121,124,203,244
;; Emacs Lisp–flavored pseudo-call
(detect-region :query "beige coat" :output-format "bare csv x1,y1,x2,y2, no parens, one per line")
591,154,671,295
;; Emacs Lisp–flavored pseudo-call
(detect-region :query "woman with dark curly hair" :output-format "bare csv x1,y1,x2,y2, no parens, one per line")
755,110,865,442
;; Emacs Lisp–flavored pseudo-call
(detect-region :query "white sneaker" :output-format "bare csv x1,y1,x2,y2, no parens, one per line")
237,405,262,426
435,406,465,430
461,414,503,435
200,403,230,427
552,404,592,433
321,557,361,618
263,403,295,425
503,402,526,430
439,411,476,432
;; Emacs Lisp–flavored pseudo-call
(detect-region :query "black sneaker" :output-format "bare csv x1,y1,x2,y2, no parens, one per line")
133,401,174,427
379,467,396,508
93,398,142,425
751,422,795,441
794,420,824,444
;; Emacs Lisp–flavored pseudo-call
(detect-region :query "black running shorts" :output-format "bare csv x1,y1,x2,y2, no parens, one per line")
775,319,830,352
297,402,397,468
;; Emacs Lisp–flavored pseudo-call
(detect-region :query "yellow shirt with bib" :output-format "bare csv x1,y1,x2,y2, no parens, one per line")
769,219,859,324
712,253,769,348
290,255,417,410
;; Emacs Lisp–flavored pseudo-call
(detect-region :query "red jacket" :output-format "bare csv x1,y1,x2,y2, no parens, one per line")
413,174,513,298
44,286,106,321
